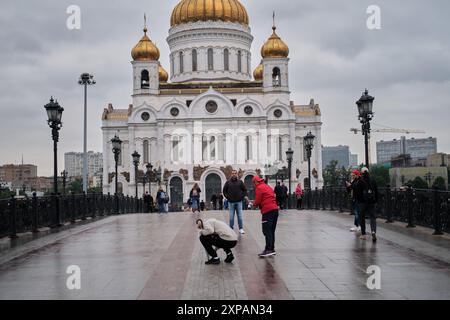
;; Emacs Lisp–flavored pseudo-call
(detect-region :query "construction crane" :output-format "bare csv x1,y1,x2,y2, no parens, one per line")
350,124,426,165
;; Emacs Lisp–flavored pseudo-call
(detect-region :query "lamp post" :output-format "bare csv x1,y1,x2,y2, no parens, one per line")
143,163,153,196
44,97,64,227
356,89,374,168
304,131,315,190
78,73,96,194
132,151,140,198
286,148,294,209
61,170,67,195
111,135,122,213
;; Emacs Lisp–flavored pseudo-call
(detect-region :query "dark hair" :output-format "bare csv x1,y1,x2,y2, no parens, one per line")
196,219,203,225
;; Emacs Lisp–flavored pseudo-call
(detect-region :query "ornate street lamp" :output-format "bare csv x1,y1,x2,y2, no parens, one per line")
61,170,67,195
304,131,315,190
143,163,153,195
78,73,96,194
111,135,122,213
286,148,294,209
132,151,140,198
356,89,374,168
44,97,64,227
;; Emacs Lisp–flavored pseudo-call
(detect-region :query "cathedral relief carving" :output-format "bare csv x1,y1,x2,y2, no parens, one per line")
179,169,189,181
194,165,209,181
108,172,130,183
312,168,319,179
220,166,234,180
296,169,301,179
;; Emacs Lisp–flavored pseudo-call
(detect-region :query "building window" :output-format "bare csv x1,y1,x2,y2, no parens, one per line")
246,136,252,161
206,100,218,114
192,49,197,72
278,136,283,161
172,136,179,162
210,136,216,160
237,50,242,73
224,49,229,71
179,51,184,73
247,53,251,75
244,106,253,115
208,48,214,71
170,54,174,75
170,107,179,117
143,140,149,163
272,67,281,86
141,112,150,121
202,135,208,161
141,70,149,88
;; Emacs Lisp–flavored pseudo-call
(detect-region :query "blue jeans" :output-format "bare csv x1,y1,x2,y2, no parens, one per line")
229,202,243,230
158,203,165,213
352,200,361,227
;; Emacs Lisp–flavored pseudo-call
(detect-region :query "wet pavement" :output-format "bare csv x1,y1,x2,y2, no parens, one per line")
0,209,449,300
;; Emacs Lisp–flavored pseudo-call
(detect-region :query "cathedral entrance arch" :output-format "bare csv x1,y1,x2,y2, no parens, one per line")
244,175,255,200
170,177,183,207
205,173,222,209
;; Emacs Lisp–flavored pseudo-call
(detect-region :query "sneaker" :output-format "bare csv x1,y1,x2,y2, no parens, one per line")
239,229,245,234
258,250,276,257
350,227,357,232
224,253,235,263
205,257,220,265
372,232,377,242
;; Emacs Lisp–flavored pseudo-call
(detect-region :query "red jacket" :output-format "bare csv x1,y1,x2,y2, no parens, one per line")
253,182,278,214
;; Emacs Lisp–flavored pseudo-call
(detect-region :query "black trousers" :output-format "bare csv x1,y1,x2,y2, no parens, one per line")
199,234,237,258
359,203,377,235
262,210,279,251
296,198,302,209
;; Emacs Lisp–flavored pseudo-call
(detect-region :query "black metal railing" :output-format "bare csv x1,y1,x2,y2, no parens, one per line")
295,186,449,235
0,193,146,239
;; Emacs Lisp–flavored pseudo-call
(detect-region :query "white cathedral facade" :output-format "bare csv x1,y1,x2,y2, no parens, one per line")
102,0,323,205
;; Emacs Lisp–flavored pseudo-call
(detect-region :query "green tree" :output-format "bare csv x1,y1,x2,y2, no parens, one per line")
368,164,390,187
0,188,13,200
432,177,447,190
407,177,429,189
323,160,339,187
68,179,83,194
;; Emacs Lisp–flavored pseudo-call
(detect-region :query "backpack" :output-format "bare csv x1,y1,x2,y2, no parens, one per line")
361,179,376,204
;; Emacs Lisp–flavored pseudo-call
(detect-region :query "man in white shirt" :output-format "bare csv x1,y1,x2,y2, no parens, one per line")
197,218,238,265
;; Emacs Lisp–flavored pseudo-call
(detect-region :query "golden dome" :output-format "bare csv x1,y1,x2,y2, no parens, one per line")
131,27,160,61
159,64,168,83
261,25,289,58
253,63,263,81
170,0,249,27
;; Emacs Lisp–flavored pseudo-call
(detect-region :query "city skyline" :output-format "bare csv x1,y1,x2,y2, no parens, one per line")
1,0,449,176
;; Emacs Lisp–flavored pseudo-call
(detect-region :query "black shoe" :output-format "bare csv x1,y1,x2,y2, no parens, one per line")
224,253,234,263
205,257,220,265
372,232,377,242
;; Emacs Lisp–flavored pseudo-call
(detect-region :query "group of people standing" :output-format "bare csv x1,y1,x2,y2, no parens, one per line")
143,186,170,214
346,167,379,242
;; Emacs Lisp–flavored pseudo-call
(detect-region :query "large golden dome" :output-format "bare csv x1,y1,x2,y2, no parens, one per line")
131,27,160,61
171,0,249,27
261,25,289,59
159,64,169,83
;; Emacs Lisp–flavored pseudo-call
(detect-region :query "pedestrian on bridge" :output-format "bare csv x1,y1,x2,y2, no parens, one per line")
252,176,279,257
346,169,362,232
354,167,379,242
223,170,248,234
197,218,238,265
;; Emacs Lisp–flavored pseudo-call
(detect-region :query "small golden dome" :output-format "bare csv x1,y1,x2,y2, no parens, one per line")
159,64,169,83
131,27,160,61
261,26,289,59
253,63,263,81
171,0,249,27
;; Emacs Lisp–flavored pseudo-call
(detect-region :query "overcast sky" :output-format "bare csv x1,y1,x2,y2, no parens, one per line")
0,0,449,176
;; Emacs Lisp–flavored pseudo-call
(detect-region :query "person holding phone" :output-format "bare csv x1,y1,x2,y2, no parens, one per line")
197,218,238,265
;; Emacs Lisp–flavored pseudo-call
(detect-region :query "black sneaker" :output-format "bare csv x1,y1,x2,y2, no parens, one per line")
205,257,220,265
224,253,234,263
258,250,276,257
372,232,377,242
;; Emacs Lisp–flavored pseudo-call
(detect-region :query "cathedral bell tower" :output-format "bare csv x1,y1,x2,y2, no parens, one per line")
131,16,168,95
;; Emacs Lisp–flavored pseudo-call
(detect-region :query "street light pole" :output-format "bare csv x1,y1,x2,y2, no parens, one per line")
356,89,374,168
286,148,294,209
78,73,96,194
146,163,153,196
45,97,64,227
132,151,141,198
111,135,122,214
304,132,315,191
61,170,67,195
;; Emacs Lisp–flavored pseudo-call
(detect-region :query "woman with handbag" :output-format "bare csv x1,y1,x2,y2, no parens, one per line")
190,183,201,213
295,183,303,210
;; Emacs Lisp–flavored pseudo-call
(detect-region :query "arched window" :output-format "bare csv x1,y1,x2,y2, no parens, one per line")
237,50,242,73
278,136,283,161
272,67,281,87
247,53,251,75
143,140,149,163
224,49,229,71
172,136,179,162
210,136,216,160
141,70,149,88
202,135,208,161
246,136,252,161
179,52,184,73
208,48,214,71
192,49,197,72
170,54,174,75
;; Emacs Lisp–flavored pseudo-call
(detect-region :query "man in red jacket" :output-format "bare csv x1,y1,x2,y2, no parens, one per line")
252,176,279,257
